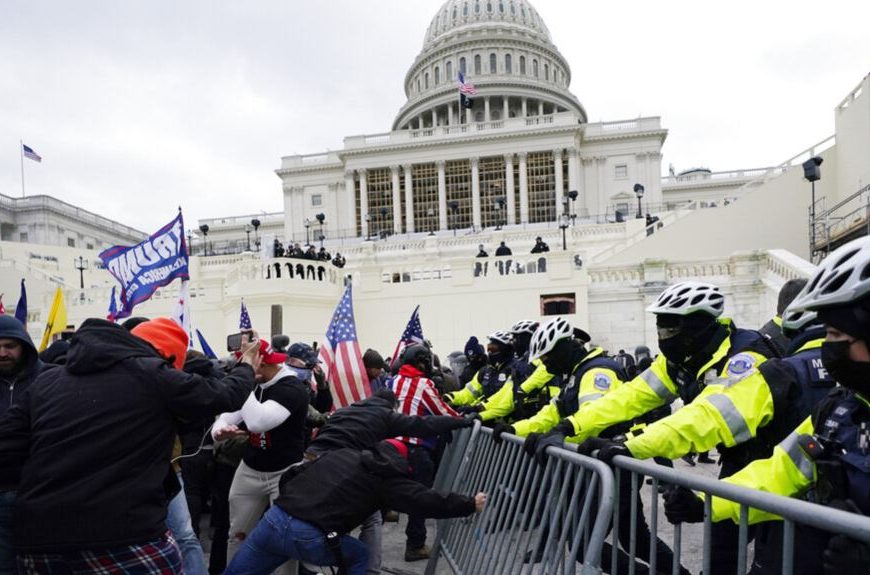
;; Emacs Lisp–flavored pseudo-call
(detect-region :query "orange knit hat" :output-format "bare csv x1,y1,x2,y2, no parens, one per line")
131,317,189,369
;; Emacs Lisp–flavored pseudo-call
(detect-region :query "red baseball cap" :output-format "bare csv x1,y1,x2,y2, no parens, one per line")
384,439,409,460
258,339,288,365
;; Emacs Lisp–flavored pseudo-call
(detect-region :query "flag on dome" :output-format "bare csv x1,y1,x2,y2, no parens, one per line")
458,72,476,95
390,306,424,370
319,284,370,409
239,299,252,330
22,144,42,163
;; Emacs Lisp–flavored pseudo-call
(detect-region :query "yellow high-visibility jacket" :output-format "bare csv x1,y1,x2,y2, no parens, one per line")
564,320,772,444
445,359,513,407
478,360,557,422
513,348,624,437
624,338,823,460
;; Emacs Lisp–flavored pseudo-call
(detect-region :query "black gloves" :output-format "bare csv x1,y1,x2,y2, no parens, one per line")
456,404,483,415
492,423,515,443
465,412,482,422
663,486,705,524
452,416,476,429
534,431,566,466
523,433,541,457
575,437,630,464
823,534,870,574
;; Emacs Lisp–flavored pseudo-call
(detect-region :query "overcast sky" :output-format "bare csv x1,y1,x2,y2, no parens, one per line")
2,1,868,233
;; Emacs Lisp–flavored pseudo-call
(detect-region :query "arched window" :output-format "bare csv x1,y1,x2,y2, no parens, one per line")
533,59,538,78
434,66,440,85
416,79,421,93
453,7,457,19
489,53,497,73
446,61,453,81
519,55,526,74
475,1,480,14
544,63,549,80
459,57,466,75
474,54,481,75
499,1,504,13
463,2,468,16
487,1,492,12
510,1,515,14
425,72,429,89
505,53,512,74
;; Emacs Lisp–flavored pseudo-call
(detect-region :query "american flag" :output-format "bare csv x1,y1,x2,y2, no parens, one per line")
107,286,118,321
319,284,371,409
239,299,252,330
390,306,424,370
458,72,477,95
22,144,42,163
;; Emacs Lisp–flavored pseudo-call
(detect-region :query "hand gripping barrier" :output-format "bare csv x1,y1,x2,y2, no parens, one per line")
426,423,616,575
605,454,870,575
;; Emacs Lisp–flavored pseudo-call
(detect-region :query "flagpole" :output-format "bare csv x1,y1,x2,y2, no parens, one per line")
19,139,25,198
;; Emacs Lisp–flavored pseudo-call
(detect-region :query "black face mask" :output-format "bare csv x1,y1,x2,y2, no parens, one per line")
513,333,532,357
657,321,717,365
821,340,870,397
488,350,510,366
542,339,585,375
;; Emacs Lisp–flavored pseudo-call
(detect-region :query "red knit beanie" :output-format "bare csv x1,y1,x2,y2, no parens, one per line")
131,317,189,369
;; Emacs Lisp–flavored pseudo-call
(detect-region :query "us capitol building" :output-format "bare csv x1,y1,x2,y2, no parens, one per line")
2,0,868,357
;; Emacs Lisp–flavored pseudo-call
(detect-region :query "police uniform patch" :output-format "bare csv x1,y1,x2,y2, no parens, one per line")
498,373,507,382
726,353,756,376
593,373,612,391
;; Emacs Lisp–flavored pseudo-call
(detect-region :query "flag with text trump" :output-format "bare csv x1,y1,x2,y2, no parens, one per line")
100,210,189,320
319,284,370,408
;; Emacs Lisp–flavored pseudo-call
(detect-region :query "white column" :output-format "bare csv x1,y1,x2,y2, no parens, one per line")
503,96,509,120
567,146,578,195
582,157,597,217
359,169,369,237
519,152,529,223
553,148,564,220
447,104,454,126
538,101,544,116
504,154,516,225
390,165,402,234
431,109,437,127
596,157,607,218
521,98,527,117
437,160,448,230
404,164,415,233
471,157,481,229
484,97,491,122
344,170,356,237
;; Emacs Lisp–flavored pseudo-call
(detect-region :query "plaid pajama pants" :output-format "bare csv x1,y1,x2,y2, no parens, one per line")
17,532,182,575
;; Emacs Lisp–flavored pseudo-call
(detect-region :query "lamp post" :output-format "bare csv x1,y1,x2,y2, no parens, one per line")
448,200,459,236
426,207,435,235
74,256,88,289
198,224,210,256
633,183,645,219
244,224,252,251
315,213,326,248
803,156,823,259
567,190,578,226
250,218,261,250
304,218,311,246
559,213,569,251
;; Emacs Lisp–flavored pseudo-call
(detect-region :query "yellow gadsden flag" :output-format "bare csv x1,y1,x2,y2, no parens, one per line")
39,287,68,351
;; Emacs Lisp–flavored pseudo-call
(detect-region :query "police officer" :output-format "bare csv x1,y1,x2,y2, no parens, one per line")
665,237,870,574
446,331,515,411
501,318,689,575
532,281,781,575
476,320,560,424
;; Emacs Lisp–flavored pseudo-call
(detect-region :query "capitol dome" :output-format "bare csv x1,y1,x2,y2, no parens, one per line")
393,0,586,130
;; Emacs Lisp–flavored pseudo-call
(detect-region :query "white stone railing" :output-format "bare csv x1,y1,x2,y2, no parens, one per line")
584,117,662,137
661,167,781,188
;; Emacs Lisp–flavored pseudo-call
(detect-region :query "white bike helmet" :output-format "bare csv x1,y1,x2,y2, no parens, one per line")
646,281,725,317
510,320,539,335
488,330,514,346
780,307,819,335
788,237,870,312
529,317,573,361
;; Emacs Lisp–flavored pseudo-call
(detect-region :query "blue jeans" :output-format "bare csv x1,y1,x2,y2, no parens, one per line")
224,506,368,575
166,473,208,575
0,491,15,575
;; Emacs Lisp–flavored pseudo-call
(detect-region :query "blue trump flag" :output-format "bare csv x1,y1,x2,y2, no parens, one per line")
99,211,189,320
14,279,27,326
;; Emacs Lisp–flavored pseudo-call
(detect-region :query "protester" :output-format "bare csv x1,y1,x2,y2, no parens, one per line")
0,317,259,574
363,348,389,393
223,440,486,575
0,315,45,574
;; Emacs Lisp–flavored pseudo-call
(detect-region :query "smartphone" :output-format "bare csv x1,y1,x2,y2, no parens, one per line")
226,330,254,352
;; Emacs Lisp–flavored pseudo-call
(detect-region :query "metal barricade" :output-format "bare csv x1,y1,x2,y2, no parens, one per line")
426,423,616,575
603,454,870,575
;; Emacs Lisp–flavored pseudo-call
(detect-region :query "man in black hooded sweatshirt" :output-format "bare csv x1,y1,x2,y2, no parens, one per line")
0,315,44,575
0,318,259,574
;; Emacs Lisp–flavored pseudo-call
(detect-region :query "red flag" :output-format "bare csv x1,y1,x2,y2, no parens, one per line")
318,284,370,409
